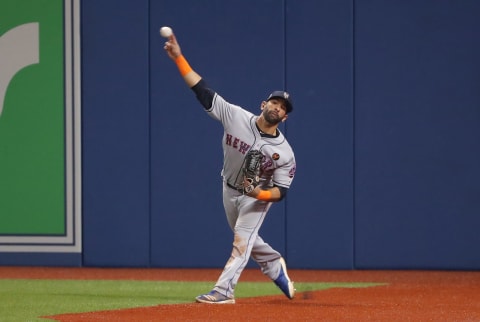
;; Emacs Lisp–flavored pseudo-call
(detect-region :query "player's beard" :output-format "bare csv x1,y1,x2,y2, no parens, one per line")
262,109,282,125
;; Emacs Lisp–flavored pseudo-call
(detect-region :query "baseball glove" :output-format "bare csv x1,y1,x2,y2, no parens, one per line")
242,149,263,194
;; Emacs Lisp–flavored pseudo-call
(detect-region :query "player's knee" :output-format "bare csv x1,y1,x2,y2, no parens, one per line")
232,233,247,256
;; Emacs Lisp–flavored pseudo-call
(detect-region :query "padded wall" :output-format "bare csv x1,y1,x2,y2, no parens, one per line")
286,0,355,269
81,0,151,266
4,0,478,269
354,0,480,269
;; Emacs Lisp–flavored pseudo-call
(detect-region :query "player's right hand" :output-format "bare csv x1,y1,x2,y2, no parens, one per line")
164,34,182,60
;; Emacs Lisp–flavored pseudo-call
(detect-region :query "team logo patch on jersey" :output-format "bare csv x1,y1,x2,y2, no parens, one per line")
289,165,296,178
272,153,280,161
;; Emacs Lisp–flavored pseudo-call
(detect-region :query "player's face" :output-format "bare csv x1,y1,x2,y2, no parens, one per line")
262,99,288,124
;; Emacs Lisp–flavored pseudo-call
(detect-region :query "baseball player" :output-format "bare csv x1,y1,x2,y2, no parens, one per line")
163,31,296,304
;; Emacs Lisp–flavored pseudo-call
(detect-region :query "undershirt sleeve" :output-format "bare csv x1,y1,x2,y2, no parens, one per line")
275,185,288,200
191,79,215,110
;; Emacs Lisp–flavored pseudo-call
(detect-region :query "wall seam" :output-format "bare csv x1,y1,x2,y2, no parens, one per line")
147,0,153,268
283,0,289,260
352,0,357,270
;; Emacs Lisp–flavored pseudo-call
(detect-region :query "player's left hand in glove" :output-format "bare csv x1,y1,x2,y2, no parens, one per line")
242,149,263,194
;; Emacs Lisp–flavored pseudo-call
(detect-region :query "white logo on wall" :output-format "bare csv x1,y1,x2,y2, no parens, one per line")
0,23,39,118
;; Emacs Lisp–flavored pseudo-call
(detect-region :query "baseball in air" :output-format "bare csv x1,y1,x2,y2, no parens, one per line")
160,26,173,38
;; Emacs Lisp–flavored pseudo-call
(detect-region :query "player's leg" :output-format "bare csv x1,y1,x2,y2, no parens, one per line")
212,196,270,298
250,235,281,278
196,183,261,303
250,233,295,299
222,182,239,230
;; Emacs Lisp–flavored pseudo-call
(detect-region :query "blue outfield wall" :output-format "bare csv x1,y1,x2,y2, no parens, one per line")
81,0,151,266
286,0,355,269
354,0,480,269
2,0,479,269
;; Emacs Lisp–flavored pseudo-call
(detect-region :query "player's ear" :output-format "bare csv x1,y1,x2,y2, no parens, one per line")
282,114,288,122
260,101,267,110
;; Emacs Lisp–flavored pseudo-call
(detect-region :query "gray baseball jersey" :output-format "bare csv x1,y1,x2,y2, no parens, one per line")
206,93,296,191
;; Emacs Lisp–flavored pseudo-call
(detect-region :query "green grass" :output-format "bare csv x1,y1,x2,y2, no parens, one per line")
0,279,383,321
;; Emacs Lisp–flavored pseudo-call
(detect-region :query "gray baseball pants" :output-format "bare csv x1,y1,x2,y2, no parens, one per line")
213,181,283,298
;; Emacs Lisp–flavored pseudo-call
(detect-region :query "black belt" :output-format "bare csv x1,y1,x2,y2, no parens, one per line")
226,182,242,193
